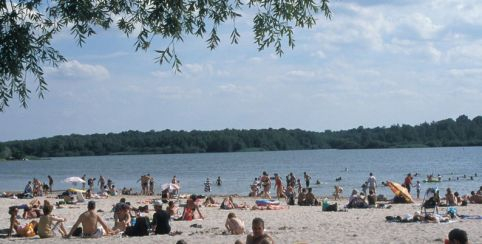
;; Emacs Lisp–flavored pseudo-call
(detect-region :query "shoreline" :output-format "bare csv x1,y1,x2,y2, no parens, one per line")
2,193,482,243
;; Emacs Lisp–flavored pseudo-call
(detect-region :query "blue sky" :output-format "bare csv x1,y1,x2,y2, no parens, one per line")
2,0,482,141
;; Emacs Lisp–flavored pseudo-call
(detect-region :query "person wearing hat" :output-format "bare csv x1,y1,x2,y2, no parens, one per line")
152,200,171,235
66,201,117,238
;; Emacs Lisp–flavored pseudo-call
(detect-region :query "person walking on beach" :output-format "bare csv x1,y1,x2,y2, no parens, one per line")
47,175,53,193
304,172,311,188
415,180,421,199
149,176,155,195
98,176,105,191
66,201,117,238
367,172,377,194
274,174,286,199
87,177,95,192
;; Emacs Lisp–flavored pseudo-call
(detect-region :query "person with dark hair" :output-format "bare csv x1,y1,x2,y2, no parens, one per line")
8,206,38,237
66,201,117,238
246,218,274,244
152,200,171,235
446,228,468,244
47,175,54,193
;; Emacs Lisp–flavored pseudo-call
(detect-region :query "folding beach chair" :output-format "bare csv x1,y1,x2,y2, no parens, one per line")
421,187,439,214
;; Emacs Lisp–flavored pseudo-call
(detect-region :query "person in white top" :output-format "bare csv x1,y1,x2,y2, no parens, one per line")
367,172,377,194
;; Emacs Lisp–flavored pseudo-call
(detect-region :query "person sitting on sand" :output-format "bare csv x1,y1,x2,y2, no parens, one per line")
467,191,482,204
66,201,117,238
246,217,274,244
220,197,235,209
445,228,468,244
304,188,318,206
112,203,131,232
367,190,377,207
445,188,457,206
8,206,38,237
182,195,204,220
167,201,181,219
152,200,171,235
225,212,245,235
297,188,306,206
286,185,295,205
38,201,68,238
347,189,368,208
477,186,482,195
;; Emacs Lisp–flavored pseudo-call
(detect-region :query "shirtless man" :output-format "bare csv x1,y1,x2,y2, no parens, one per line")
66,201,116,238
246,218,274,244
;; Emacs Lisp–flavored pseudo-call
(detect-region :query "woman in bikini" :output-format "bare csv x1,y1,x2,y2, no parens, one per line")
260,171,272,199
8,206,38,237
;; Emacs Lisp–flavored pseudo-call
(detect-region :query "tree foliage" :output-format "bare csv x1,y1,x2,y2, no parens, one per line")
0,0,331,111
2,115,482,160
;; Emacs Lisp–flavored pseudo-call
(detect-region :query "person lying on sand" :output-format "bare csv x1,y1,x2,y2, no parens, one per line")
65,201,117,238
225,212,245,235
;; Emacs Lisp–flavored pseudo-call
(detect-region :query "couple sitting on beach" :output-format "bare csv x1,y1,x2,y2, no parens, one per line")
8,200,68,238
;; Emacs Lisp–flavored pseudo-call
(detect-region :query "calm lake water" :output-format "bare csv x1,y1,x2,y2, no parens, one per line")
0,147,481,198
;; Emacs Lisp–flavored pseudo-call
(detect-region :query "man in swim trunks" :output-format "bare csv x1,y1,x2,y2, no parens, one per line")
66,201,117,238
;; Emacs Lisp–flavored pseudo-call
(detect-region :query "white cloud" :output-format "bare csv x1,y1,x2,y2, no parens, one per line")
46,60,110,81
449,68,482,77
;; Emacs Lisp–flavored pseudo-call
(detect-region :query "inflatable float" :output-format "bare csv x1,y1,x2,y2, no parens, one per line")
255,199,280,206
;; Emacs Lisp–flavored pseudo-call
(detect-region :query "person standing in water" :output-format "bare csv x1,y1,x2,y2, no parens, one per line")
204,178,211,192
216,176,222,186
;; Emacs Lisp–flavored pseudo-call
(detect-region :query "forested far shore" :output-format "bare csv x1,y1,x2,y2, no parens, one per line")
1,115,482,160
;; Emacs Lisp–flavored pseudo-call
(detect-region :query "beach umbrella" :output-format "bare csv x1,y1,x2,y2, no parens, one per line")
386,181,414,203
161,183,180,192
63,176,85,185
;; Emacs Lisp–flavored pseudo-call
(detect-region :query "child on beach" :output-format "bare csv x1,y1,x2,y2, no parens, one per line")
225,212,245,235
246,218,274,244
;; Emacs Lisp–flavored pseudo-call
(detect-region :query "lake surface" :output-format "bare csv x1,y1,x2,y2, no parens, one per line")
0,147,481,198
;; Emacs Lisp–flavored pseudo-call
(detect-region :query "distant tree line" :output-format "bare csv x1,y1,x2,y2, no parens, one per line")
1,115,482,160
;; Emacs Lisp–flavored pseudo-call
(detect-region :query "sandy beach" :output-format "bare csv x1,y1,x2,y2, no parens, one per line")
1,193,481,244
